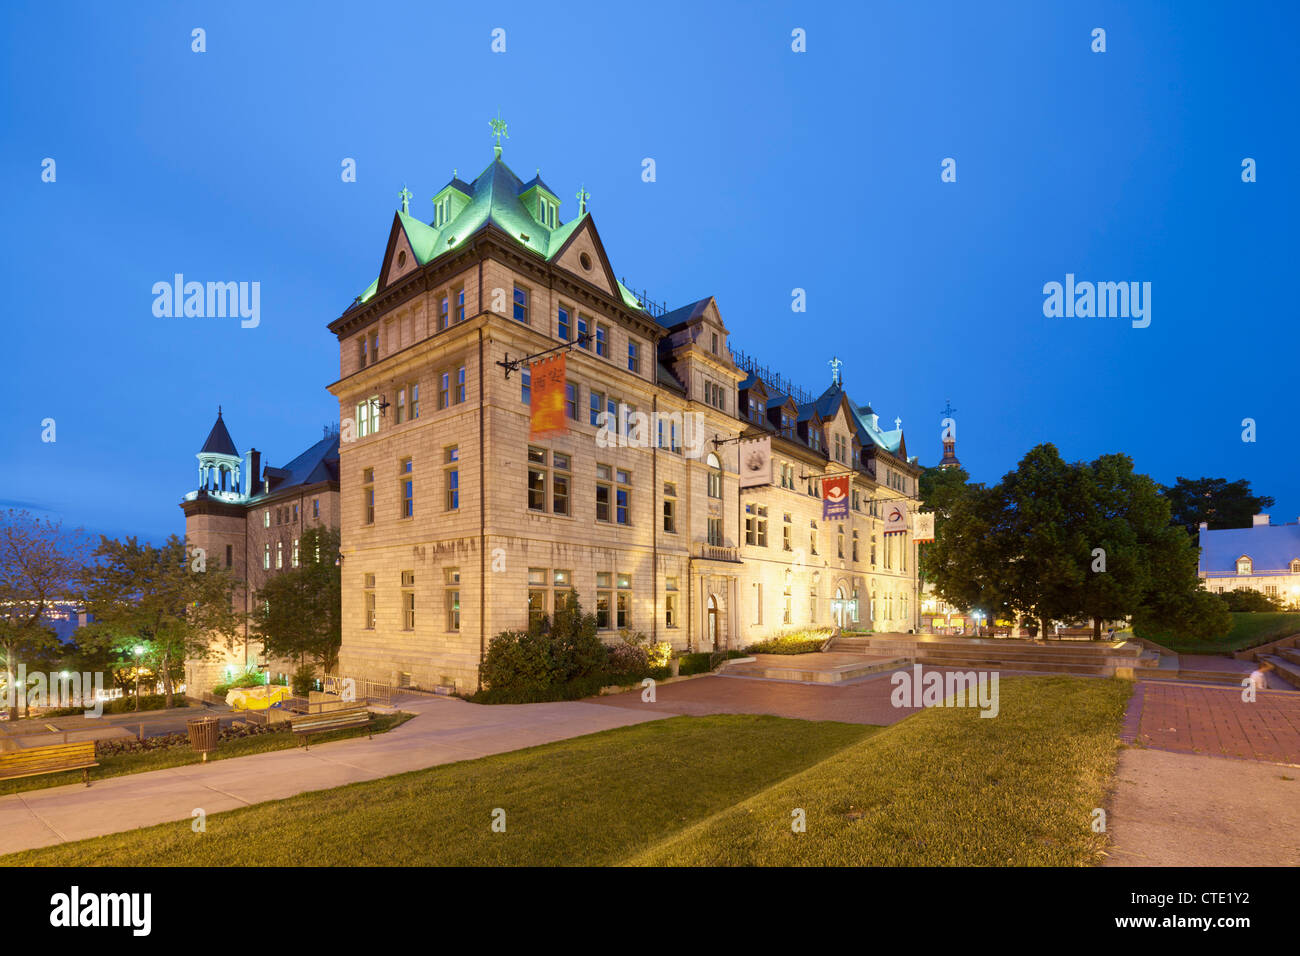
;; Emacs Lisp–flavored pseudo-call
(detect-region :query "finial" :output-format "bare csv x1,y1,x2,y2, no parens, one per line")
894,416,903,430
490,111,508,157
940,399,957,418
577,184,590,215
828,356,843,386
218,405,222,417
399,184,412,214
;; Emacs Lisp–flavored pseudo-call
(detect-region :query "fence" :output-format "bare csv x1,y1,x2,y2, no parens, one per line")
323,675,393,706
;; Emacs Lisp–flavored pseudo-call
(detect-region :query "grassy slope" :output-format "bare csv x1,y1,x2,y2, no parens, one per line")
4,676,1131,867
0,713,413,798
1132,611,1300,654
3,715,872,866
631,676,1132,866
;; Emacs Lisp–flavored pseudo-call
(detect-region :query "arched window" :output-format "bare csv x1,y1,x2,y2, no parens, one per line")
1237,556,1253,575
707,453,722,499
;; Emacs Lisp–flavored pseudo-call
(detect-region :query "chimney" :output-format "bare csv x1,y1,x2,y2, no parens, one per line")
1253,513,1270,527
247,448,262,496
1198,521,1208,531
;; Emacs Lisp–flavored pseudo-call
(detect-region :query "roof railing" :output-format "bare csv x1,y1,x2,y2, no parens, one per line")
619,278,668,317
730,348,814,405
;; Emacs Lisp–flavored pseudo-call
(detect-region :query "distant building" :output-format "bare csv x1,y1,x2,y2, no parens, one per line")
180,410,341,692
1198,514,1300,608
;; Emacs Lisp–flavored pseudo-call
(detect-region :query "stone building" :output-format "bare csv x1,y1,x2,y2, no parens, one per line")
180,410,341,692
327,138,921,692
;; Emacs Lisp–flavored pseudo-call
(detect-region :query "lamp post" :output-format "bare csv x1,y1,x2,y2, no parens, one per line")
133,645,145,712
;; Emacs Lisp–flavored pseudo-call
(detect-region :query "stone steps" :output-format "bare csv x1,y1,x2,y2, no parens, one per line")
917,654,1108,676
722,655,908,684
1263,655,1300,690
1278,646,1300,667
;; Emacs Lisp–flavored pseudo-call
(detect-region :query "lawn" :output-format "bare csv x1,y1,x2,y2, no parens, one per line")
632,676,1131,866
1129,611,1300,655
2,675,1130,866
0,712,413,797
2,714,872,866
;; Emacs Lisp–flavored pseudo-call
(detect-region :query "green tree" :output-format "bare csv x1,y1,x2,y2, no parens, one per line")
0,510,87,719
251,527,341,675
917,463,970,581
1218,589,1281,612
927,444,1230,643
924,481,1017,629
1162,476,1274,536
79,535,241,708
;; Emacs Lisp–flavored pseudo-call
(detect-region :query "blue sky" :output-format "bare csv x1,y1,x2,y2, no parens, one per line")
2,0,1296,542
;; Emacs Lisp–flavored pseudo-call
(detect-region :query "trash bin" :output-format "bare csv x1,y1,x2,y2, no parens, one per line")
187,716,220,762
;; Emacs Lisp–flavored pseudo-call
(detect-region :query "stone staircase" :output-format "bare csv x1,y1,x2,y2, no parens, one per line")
1262,651,1300,690
722,653,909,684
830,634,1135,677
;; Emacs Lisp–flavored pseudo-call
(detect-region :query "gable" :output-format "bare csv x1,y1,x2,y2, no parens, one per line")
379,216,420,293
552,218,615,296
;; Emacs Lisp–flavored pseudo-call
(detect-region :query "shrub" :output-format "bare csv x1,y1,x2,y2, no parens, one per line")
606,642,650,676
477,594,607,702
746,628,833,655
1219,589,1282,613
678,650,748,676
291,666,316,697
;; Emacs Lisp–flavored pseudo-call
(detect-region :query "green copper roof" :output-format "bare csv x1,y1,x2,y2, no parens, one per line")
353,154,647,315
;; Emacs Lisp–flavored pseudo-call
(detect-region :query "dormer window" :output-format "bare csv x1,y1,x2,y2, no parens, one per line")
434,196,451,228
1291,559,1300,573
1237,556,1253,575
537,197,558,228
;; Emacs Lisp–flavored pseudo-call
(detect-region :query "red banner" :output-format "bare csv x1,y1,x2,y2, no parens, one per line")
529,353,567,439
822,475,850,519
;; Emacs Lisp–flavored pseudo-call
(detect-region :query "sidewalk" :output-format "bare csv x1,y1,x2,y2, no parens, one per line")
0,695,666,857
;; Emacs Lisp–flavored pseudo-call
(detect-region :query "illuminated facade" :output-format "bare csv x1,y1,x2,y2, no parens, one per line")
180,411,341,692
327,137,922,692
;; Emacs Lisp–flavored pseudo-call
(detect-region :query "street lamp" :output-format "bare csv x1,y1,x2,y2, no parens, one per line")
133,645,145,712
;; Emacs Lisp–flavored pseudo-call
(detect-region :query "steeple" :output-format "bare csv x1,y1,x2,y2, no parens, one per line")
196,407,244,499
939,400,961,469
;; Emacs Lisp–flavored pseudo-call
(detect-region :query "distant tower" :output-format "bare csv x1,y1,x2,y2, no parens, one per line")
939,399,961,469
195,407,244,498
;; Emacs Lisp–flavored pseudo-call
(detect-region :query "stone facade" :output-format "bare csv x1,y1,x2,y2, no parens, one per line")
326,148,922,694
180,417,341,694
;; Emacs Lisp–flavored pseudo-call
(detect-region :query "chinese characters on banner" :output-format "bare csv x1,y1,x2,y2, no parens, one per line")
883,501,908,535
529,353,567,440
822,474,850,520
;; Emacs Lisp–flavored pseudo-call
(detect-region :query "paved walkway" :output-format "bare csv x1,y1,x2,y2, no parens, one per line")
1104,747,1300,866
0,696,665,857
1108,680,1300,867
1122,681,1300,764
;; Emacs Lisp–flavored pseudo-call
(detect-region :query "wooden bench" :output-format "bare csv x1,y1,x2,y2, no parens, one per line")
289,708,372,749
0,741,98,787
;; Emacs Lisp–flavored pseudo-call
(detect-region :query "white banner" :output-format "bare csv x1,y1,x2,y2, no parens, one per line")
883,501,909,536
737,436,772,489
913,511,935,543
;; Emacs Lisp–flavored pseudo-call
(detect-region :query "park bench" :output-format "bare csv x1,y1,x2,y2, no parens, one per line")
0,740,98,786
289,707,372,749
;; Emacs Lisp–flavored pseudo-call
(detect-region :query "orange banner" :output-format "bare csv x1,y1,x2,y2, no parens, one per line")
529,353,567,439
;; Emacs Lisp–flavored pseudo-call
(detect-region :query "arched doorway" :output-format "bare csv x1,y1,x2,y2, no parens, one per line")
832,587,847,629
